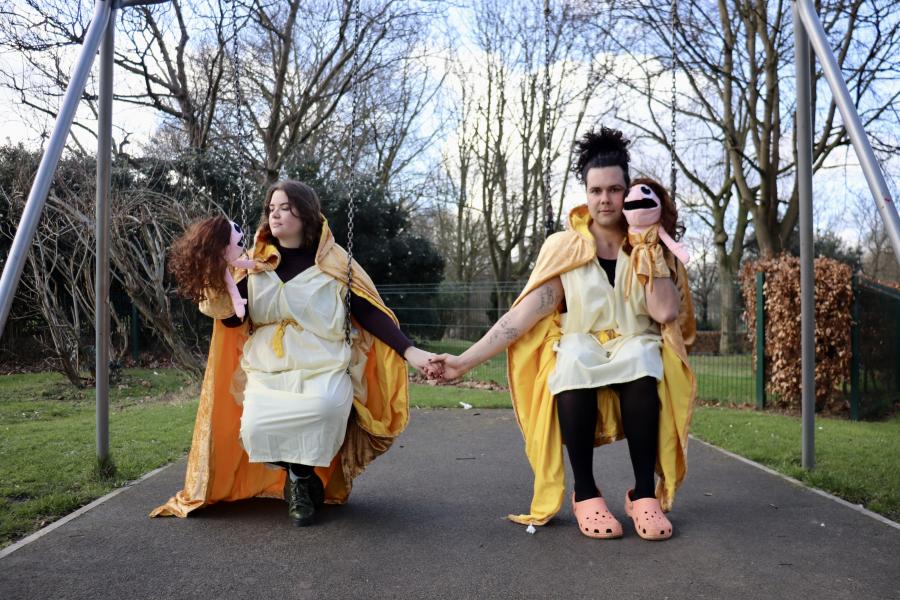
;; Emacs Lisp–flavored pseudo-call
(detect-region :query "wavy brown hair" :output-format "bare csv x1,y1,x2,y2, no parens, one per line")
255,179,323,251
168,215,232,302
623,177,684,257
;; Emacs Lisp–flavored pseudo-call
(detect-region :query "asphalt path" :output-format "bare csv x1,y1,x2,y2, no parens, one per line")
1,409,898,599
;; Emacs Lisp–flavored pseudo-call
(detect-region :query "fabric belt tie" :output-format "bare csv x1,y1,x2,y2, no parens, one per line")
254,319,300,358
595,329,619,344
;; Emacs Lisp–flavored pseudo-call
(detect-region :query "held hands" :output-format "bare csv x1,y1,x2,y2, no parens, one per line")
404,346,444,379
425,353,468,383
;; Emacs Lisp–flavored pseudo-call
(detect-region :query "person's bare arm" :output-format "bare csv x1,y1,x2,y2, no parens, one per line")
429,277,564,380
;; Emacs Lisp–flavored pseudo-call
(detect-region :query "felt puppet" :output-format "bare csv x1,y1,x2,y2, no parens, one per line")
622,179,689,297
624,183,690,264
169,215,258,319
221,220,258,318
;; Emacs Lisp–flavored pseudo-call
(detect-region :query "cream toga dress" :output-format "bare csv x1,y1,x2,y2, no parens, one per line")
238,266,357,467
548,247,663,395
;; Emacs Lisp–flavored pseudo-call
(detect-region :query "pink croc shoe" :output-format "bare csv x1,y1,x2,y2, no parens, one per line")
624,489,673,540
572,493,623,539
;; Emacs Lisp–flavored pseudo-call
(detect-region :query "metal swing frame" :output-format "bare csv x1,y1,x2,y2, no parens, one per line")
0,0,897,469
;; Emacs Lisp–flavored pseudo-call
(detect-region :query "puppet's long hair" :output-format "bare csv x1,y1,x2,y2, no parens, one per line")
168,215,231,302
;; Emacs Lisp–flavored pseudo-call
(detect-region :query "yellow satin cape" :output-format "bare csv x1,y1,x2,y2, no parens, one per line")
150,218,409,517
506,205,696,526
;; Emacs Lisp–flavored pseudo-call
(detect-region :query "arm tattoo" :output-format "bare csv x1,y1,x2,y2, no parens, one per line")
488,316,521,345
538,282,557,312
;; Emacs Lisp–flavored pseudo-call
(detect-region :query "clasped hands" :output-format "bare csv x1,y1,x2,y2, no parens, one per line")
403,347,467,383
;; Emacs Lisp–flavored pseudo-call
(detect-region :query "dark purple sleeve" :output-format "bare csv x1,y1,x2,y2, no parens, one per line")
349,292,413,358
220,277,248,328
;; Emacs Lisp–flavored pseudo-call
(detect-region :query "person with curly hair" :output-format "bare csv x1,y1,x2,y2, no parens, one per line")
429,126,696,540
155,179,437,527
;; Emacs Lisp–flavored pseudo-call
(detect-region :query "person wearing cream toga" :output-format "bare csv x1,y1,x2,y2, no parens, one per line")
429,127,696,540
155,180,437,527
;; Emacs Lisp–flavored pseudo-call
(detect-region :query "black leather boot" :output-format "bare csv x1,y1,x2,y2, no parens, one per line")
307,473,325,509
287,476,315,527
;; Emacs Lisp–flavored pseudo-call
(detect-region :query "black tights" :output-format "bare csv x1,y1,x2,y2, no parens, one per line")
555,376,660,502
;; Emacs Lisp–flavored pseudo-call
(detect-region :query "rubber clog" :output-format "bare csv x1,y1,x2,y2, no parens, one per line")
625,490,673,540
572,493,623,539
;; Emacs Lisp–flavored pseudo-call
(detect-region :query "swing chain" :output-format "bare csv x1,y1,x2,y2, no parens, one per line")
344,0,361,346
669,0,678,200
542,0,554,238
229,0,252,243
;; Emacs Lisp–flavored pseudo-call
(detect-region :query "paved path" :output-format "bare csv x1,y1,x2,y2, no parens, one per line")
2,409,898,599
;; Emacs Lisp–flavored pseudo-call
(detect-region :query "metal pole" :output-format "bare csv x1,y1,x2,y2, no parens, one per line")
795,0,900,267
849,274,860,421
794,0,815,470
755,272,766,410
0,0,112,339
96,3,116,464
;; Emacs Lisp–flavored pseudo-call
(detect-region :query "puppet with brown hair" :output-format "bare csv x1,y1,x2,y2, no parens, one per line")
169,216,258,319
622,178,691,299
154,179,437,528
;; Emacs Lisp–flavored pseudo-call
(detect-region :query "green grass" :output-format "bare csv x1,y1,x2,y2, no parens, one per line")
690,406,900,521
0,369,198,549
409,383,512,408
1,370,895,549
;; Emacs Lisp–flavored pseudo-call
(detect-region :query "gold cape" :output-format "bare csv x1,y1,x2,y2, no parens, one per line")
506,205,696,526
150,218,409,517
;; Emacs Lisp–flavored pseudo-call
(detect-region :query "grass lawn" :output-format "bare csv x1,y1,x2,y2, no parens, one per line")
0,369,198,549
690,406,900,521
1,370,896,549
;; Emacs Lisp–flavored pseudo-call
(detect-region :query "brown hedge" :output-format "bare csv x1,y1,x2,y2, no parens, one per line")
740,255,853,410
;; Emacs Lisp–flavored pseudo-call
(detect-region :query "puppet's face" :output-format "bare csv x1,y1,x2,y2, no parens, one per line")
223,221,244,263
623,184,661,228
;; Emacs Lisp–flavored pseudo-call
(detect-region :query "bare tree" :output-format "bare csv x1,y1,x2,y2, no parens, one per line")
853,189,900,282
444,0,615,304
48,186,208,375
230,0,442,187
683,224,719,328
0,0,230,154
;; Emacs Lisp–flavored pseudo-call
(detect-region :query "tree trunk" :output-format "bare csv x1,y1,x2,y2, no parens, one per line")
716,254,741,354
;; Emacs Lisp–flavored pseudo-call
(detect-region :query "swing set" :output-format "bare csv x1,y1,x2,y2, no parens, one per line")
0,0,897,472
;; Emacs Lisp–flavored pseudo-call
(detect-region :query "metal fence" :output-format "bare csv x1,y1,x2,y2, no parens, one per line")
4,278,892,417
851,277,900,419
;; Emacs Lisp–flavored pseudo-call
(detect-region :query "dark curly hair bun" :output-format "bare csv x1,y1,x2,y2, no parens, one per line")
572,126,631,186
